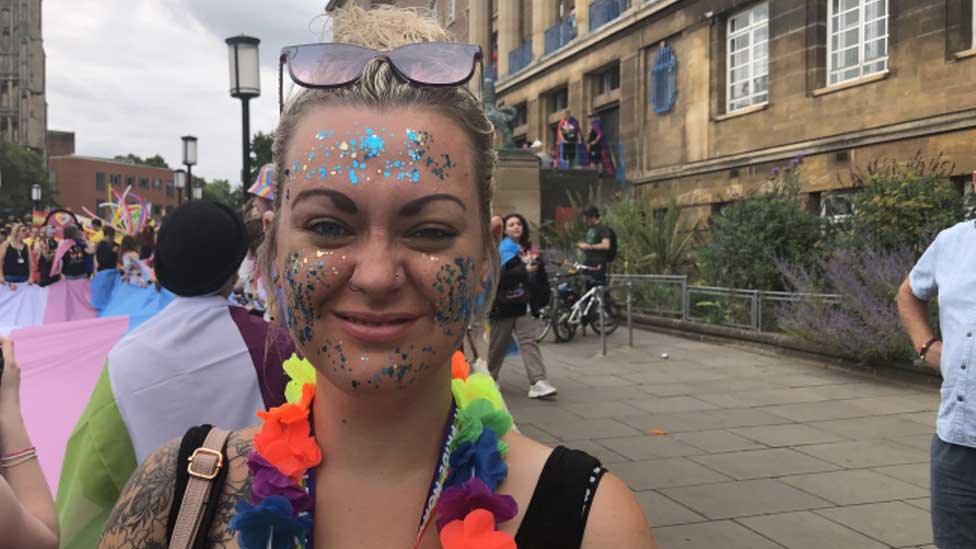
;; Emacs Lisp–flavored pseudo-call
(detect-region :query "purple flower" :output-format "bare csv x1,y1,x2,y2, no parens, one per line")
445,428,508,491
229,495,311,549
436,478,518,531
247,452,312,513
770,167,781,178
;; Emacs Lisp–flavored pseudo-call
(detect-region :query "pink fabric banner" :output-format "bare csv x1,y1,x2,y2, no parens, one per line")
13,316,129,490
42,278,97,325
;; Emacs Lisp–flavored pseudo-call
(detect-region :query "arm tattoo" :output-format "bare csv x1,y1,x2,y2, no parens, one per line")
98,438,179,549
204,431,255,546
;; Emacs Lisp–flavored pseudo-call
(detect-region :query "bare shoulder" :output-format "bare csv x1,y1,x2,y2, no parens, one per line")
583,473,657,549
203,426,257,547
99,437,180,548
504,430,656,548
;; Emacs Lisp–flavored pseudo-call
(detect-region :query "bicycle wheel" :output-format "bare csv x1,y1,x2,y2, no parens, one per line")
533,304,554,342
589,295,619,335
553,312,577,342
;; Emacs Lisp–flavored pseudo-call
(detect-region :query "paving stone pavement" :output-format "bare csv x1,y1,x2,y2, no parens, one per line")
490,327,941,549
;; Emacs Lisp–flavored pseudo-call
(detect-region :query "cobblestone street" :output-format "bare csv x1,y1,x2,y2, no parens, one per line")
494,328,940,549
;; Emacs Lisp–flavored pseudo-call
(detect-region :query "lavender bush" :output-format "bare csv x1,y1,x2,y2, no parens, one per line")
776,247,915,364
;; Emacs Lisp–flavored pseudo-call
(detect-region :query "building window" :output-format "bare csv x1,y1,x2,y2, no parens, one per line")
125,176,134,188
549,88,569,114
138,177,147,188
828,0,888,86
95,172,106,191
110,174,121,187
152,178,161,189
166,180,174,197
727,3,769,112
821,190,857,223
447,0,456,22
651,44,677,114
594,64,620,96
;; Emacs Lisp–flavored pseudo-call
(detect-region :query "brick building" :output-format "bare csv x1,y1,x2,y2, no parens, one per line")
48,155,179,221
368,0,976,224
0,0,46,154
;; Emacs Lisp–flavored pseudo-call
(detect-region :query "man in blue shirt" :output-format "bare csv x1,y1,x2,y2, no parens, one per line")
897,219,976,548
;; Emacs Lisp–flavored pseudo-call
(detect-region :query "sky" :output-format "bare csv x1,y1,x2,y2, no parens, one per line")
45,0,331,187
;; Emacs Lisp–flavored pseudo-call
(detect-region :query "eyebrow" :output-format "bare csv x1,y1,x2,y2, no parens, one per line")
399,193,467,216
292,188,358,214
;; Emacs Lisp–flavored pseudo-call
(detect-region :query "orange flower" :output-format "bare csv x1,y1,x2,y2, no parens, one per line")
451,350,470,380
439,509,516,549
254,383,321,480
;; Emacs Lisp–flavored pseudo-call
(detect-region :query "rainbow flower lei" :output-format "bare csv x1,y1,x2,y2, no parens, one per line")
229,352,518,549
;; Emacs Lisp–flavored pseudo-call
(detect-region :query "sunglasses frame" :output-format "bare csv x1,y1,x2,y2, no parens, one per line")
278,42,485,113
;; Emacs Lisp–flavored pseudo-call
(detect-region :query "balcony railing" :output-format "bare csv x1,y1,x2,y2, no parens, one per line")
507,42,534,75
544,142,627,184
589,0,630,32
544,16,577,55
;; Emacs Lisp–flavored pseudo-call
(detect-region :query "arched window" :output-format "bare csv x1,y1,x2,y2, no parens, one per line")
651,44,677,114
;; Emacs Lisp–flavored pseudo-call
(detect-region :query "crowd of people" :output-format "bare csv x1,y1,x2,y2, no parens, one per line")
527,109,616,177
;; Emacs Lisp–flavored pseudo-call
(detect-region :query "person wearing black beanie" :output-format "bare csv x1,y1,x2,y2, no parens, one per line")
57,202,295,544
154,200,249,297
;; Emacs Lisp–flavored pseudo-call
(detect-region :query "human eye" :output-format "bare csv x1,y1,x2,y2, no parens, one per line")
307,219,353,240
407,225,458,241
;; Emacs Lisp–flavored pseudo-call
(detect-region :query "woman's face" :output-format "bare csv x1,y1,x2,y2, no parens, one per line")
504,217,522,242
275,105,489,393
17,226,28,240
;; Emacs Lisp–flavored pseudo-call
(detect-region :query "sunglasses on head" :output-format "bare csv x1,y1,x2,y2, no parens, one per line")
278,42,484,113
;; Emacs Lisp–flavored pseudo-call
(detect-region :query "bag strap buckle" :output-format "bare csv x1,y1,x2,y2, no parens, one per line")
186,447,223,480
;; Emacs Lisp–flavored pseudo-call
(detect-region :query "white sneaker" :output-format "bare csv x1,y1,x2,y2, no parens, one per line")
528,380,558,399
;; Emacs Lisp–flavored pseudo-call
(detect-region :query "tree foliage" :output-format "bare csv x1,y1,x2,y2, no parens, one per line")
603,195,698,274
114,153,170,169
0,140,52,217
697,160,827,291
248,131,274,185
201,178,244,211
844,153,971,254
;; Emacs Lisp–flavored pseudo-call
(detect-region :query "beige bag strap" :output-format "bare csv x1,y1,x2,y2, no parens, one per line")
168,427,231,549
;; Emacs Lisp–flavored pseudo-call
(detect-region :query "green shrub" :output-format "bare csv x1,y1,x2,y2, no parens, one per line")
697,160,827,291
844,153,970,254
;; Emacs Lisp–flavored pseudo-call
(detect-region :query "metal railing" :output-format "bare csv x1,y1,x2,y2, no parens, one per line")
544,16,577,55
508,42,533,75
550,142,626,184
589,0,630,32
608,274,840,335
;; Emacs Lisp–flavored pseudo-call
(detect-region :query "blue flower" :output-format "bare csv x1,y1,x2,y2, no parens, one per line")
230,495,311,549
445,427,508,491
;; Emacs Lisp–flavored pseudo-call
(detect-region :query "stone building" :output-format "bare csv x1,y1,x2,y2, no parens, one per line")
367,0,976,224
0,0,45,154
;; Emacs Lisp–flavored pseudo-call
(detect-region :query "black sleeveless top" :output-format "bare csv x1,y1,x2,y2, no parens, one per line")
167,430,607,549
2,243,29,277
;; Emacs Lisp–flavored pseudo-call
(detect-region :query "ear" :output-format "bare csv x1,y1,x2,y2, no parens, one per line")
262,210,274,234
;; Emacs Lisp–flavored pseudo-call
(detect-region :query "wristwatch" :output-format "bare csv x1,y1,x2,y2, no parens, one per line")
919,337,941,360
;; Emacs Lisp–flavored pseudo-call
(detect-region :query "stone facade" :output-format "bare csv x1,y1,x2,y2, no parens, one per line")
392,0,976,224
0,0,45,154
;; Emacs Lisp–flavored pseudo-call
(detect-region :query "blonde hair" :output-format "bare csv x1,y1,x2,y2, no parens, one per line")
261,5,499,323
6,223,24,245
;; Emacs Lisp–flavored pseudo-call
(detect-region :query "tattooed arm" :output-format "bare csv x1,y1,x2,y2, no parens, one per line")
97,438,179,549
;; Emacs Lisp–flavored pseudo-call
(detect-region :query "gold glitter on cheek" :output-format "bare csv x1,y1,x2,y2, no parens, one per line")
316,250,326,257
338,141,349,151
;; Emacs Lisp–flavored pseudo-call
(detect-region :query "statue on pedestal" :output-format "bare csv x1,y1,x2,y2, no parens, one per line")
483,75,517,149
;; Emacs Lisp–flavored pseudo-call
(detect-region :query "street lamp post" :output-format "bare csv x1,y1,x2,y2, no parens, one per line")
174,169,187,206
31,183,41,213
181,135,198,201
191,183,203,200
226,35,261,189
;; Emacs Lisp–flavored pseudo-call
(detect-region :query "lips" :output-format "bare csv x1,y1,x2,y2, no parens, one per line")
333,311,420,344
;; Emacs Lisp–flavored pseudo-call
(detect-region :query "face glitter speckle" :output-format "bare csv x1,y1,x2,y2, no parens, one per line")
431,257,476,340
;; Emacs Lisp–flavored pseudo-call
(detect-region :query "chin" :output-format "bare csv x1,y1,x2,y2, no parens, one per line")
302,318,458,393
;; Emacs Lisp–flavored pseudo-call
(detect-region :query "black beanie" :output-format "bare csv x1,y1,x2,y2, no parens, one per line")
154,200,248,297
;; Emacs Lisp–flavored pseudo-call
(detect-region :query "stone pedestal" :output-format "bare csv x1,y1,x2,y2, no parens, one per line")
492,148,541,228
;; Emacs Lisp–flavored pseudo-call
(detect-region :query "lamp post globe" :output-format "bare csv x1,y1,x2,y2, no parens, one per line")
181,135,197,201
226,34,261,192
174,169,187,206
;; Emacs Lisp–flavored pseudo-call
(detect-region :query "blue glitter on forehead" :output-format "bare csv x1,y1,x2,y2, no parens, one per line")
348,170,358,184
318,167,327,178
410,168,420,182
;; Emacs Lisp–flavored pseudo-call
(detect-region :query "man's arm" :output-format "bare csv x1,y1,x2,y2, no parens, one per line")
578,238,611,251
896,276,941,369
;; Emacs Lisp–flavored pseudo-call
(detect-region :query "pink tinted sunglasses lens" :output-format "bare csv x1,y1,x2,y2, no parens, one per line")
389,43,479,84
288,44,374,86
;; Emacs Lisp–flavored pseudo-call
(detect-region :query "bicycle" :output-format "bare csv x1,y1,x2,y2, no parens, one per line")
534,263,618,343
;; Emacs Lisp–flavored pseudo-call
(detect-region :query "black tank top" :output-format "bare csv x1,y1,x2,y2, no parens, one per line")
2,243,29,277
61,241,90,277
168,439,606,548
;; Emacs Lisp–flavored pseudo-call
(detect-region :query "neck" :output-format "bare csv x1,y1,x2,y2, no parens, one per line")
312,366,454,475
